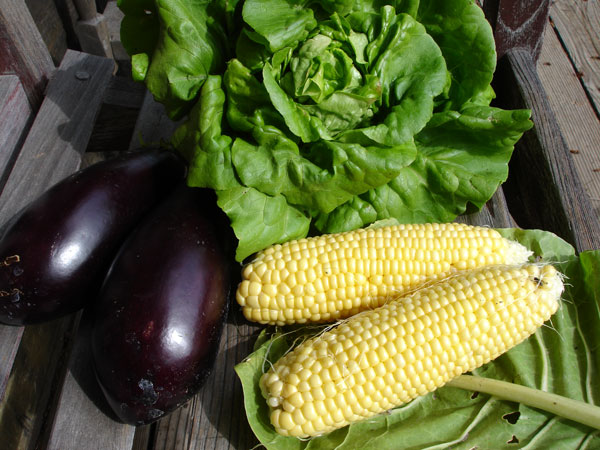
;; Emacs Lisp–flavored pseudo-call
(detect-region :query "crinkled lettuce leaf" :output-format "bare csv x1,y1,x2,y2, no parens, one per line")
235,229,600,449
176,3,454,260
119,0,533,261
314,105,533,233
118,0,237,119
415,0,498,109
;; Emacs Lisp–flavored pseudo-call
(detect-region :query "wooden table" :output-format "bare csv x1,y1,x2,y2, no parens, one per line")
1,1,599,449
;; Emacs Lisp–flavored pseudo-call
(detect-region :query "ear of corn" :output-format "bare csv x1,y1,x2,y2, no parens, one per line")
237,223,532,325
260,263,563,438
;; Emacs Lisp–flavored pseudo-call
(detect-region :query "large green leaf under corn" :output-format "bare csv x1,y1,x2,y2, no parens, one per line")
235,229,600,449
119,0,533,261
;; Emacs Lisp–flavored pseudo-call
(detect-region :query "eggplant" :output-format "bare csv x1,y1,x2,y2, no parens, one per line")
0,149,186,325
91,185,230,425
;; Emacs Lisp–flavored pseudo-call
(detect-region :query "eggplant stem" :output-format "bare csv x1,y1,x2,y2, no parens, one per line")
448,375,600,430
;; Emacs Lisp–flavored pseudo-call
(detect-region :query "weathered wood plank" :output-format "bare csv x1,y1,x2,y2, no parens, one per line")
536,24,600,226
54,0,82,50
76,14,115,58
0,315,79,450
495,48,600,252
73,0,114,58
0,326,23,403
46,309,136,450
482,0,550,61
73,0,97,20
0,0,55,109
104,0,129,66
0,51,115,450
0,76,33,195
0,50,115,222
86,104,140,153
24,0,69,65
549,0,600,115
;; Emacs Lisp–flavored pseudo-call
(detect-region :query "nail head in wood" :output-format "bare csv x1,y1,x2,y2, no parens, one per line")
75,71,90,81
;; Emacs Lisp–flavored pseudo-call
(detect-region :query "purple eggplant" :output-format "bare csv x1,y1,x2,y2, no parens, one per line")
0,149,186,325
91,185,231,425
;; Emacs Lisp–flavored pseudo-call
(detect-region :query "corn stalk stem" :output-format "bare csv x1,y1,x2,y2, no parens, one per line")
448,375,600,430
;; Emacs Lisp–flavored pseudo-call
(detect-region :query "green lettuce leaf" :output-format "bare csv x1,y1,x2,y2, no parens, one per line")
416,0,498,109
216,187,310,262
315,105,533,233
242,0,317,52
171,75,236,181
180,3,454,259
118,0,235,119
235,229,600,449
119,0,533,261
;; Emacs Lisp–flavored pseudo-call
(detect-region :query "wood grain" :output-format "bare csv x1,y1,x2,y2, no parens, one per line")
103,76,147,109
495,48,600,252
24,0,68,65
549,0,600,115
0,50,115,222
76,14,115,58
72,0,98,20
0,75,32,195
104,0,130,70
46,309,136,450
54,0,82,50
0,0,55,109
0,78,30,402
0,315,79,450
536,24,600,228
0,325,23,403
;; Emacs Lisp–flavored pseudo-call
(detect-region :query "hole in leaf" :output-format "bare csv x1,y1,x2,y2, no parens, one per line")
507,435,519,444
503,411,520,424
470,391,479,399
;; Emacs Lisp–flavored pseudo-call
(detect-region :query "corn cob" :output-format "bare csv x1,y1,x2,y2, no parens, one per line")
237,223,532,325
260,263,563,438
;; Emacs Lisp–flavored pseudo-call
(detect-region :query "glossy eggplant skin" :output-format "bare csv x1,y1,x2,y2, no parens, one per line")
91,185,230,425
0,149,186,325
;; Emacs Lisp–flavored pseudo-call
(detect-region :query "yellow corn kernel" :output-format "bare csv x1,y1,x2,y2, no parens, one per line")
237,223,532,325
260,264,563,438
